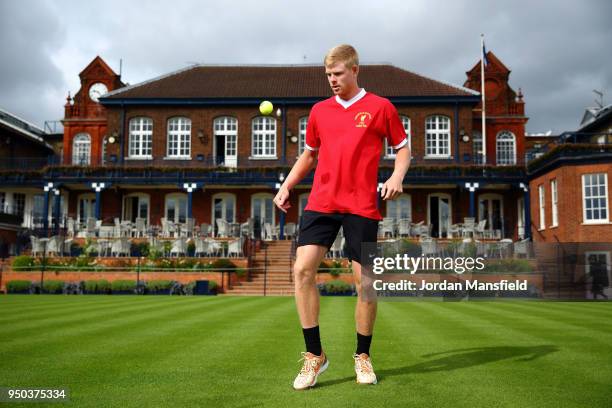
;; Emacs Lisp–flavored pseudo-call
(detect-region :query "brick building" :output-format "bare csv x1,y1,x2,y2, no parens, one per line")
0,51,531,251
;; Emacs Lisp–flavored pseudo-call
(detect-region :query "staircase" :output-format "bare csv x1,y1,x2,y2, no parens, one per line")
224,240,295,296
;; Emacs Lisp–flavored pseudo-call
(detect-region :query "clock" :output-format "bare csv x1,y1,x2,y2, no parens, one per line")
88,82,108,102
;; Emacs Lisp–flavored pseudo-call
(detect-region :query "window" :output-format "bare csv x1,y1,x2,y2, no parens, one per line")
213,117,238,167
251,117,276,157
425,115,450,157
473,130,483,164
551,179,558,227
129,117,153,158
538,185,545,230
386,194,411,220
167,117,191,157
212,193,236,236
582,173,609,223
72,133,91,165
298,117,308,156
123,193,150,223
101,136,108,165
496,131,516,165
251,193,275,227
385,116,411,158
0,192,6,213
77,194,96,223
165,193,188,223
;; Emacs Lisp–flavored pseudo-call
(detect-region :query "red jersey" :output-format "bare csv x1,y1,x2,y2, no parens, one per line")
304,89,408,220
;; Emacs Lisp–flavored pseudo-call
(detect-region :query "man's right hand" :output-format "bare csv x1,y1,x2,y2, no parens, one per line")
274,186,292,213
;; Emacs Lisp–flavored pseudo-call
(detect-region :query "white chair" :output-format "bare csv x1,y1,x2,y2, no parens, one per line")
148,237,166,257
133,218,147,238
45,235,63,257
194,237,208,257
227,238,243,257
169,237,188,257
240,218,254,238
398,218,411,237
62,238,74,256
205,238,222,257
111,237,131,257
449,224,462,239
182,218,195,238
420,237,437,257
474,220,487,239
216,219,230,238
328,232,344,258
200,223,212,237
66,217,76,238
263,223,273,241
381,217,395,238
86,217,98,238
30,236,45,257
513,238,530,258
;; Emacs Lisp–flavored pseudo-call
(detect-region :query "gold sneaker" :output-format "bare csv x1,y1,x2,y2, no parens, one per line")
293,352,329,390
354,353,377,384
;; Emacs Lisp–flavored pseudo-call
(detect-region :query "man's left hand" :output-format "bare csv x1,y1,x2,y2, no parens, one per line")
380,175,403,200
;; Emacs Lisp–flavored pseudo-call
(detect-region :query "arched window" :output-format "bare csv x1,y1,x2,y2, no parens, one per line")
167,117,191,158
251,116,277,158
425,115,451,157
251,193,275,227
298,117,308,156
72,133,91,165
385,115,411,157
496,131,516,165
129,117,153,158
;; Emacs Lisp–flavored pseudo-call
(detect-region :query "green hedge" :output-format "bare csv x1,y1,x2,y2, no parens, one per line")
42,280,64,294
321,280,353,294
147,280,173,291
83,279,111,294
7,280,32,293
111,280,136,293
12,256,35,271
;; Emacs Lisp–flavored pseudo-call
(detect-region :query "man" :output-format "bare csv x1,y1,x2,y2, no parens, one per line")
273,44,411,390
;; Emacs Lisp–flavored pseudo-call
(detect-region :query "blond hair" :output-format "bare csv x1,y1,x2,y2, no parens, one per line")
324,44,359,68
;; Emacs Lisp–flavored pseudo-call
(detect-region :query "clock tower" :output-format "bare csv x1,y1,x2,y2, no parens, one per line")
62,56,124,166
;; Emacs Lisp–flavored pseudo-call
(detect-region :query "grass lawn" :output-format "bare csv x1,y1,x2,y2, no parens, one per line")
1,295,611,407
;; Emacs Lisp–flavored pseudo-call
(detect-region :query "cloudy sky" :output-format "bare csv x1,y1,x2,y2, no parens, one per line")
1,0,610,134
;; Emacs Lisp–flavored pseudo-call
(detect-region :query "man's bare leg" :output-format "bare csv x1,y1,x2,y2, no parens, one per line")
352,260,377,335
293,244,328,328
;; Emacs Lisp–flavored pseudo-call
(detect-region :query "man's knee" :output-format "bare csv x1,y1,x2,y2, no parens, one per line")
293,262,317,288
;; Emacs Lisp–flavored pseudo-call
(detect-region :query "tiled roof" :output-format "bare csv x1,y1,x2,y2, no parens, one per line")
104,64,478,100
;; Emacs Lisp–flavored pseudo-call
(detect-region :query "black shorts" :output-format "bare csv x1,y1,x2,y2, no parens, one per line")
297,210,379,264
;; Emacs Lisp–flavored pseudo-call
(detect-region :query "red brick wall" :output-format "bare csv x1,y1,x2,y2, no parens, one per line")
530,163,612,242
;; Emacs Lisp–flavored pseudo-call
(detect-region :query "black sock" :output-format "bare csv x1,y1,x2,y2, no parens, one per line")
356,332,372,356
302,326,322,356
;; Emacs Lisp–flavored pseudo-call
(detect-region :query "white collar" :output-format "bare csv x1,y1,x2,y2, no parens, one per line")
335,88,366,109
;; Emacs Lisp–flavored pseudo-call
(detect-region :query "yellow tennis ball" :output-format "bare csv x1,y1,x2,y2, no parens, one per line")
259,100,273,115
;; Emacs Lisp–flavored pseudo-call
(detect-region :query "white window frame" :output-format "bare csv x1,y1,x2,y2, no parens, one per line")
425,115,451,158
165,193,188,224
72,133,91,165
128,117,153,158
251,193,275,227
496,131,517,166
77,193,96,224
582,173,609,224
551,179,558,227
166,117,191,158
251,116,277,158
122,193,150,224
385,115,411,158
211,193,236,236
386,193,412,221
426,193,453,238
538,185,545,230
298,117,308,156
214,116,238,167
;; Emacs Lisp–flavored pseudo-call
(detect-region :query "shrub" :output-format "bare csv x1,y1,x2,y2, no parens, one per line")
132,242,150,257
7,280,32,293
184,281,196,295
111,280,136,293
321,280,353,294
211,258,236,271
12,256,35,271
208,280,218,293
83,280,111,294
147,280,173,291
483,259,533,273
42,280,64,294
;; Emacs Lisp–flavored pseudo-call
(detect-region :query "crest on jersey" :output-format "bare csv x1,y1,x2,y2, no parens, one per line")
354,112,372,128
